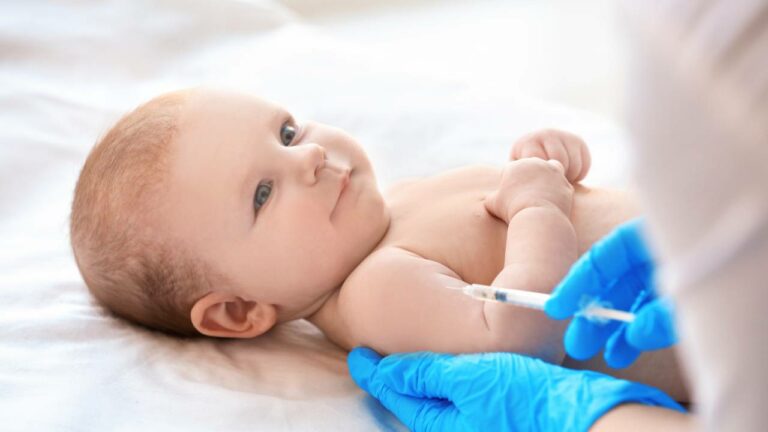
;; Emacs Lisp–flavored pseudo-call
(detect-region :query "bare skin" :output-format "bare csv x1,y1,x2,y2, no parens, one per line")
591,404,694,432
164,89,688,402
312,165,688,401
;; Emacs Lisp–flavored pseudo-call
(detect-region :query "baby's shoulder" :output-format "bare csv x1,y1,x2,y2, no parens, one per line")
335,245,472,354
340,245,460,297
342,246,419,287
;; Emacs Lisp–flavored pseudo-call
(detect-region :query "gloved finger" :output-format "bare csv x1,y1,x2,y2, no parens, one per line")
374,351,461,400
372,383,463,432
548,259,646,320
564,316,621,360
605,219,653,272
546,220,652,320
627,298,677,350
604,324,642,369
347,347,384,393
348,348,467,432
546,251,606,319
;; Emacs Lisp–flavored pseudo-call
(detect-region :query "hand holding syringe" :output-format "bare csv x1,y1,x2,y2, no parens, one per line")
458,284,636,323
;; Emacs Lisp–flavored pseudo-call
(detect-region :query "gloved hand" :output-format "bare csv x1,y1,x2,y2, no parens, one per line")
545,218,678,368
348,347,684,432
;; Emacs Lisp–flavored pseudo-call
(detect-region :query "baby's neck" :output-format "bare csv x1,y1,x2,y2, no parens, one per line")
303,247,389,351
304,289,353,350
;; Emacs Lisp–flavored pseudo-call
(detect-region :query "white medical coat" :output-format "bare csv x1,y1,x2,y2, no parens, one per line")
624,1,768,430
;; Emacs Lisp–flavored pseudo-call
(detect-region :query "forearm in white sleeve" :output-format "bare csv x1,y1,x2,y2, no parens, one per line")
622,1,768,431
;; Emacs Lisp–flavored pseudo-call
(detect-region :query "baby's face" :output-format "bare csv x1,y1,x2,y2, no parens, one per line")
162,89,389,319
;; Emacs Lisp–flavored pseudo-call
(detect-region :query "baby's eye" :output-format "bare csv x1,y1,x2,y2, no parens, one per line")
253,180,273,215
280,121,297,146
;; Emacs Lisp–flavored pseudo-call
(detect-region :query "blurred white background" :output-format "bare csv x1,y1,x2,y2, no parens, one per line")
283,0,626,124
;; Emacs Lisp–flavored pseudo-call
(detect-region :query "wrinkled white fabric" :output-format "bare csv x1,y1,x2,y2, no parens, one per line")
623,1,768,430
0,1,631,431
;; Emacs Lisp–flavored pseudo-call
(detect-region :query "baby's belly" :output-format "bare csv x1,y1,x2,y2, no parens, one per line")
381,167,510,285
411,189,639,285
387,202,509,285
442,200,509,285
570,186,642,255
384,176,640,286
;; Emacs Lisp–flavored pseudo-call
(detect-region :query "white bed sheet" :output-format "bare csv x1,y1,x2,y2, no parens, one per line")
0,1,630,430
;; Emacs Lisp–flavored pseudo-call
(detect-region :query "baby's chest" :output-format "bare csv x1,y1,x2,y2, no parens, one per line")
380,167,508,284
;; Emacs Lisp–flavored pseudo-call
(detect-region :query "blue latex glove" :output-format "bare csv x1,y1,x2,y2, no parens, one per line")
545,218,677,368
348,347,684,432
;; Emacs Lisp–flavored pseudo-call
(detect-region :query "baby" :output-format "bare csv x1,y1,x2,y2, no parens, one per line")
70,88,688,400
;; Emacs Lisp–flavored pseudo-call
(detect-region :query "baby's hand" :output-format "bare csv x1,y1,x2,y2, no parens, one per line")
484,158,574,224
510,129,591,183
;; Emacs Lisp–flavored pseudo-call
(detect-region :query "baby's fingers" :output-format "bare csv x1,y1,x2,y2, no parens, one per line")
560,138,584,183
546,159,565,173
566,137,591,183
541,136,571,176
511,138,547,161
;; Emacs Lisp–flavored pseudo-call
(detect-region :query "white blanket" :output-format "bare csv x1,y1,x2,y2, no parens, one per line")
0,1,629,430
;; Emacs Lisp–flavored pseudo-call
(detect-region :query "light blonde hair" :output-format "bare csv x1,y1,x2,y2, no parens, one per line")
70,90,214,337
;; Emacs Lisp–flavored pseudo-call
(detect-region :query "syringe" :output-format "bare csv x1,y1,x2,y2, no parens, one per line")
460,284,635,323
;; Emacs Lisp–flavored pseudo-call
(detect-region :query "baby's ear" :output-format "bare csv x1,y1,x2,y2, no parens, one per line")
190,292,276,338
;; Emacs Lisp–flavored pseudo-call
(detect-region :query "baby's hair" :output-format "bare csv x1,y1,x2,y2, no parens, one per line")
70,90,214,337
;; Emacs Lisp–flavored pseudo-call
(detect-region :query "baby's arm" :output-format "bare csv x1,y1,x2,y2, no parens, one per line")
339,159,576,363
481,158,578,363
511,129,591,183
339,247,495,355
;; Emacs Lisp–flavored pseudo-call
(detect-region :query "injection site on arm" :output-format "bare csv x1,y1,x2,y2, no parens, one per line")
481,205,578,362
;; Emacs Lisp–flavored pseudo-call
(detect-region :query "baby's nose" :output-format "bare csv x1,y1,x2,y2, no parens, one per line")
298,143,326,184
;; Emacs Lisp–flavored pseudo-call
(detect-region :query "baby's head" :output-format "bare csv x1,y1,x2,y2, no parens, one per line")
71,88,390,338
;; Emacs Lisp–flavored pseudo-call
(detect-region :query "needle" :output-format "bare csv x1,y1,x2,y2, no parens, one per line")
458,284,635,323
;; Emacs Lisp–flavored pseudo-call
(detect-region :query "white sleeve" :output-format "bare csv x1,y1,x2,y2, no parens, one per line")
621,1,768,430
